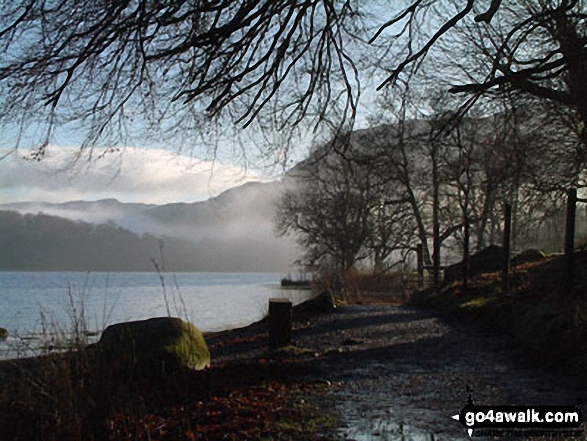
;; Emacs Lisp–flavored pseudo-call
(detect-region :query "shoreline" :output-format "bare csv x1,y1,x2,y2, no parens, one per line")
3,297,587,439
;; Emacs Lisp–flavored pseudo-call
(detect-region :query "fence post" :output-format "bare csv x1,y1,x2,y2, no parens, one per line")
463,218,470,289
502,203,512,295
416,244,424,288
268,298,292,350
564,188,577,298
433,237,441,285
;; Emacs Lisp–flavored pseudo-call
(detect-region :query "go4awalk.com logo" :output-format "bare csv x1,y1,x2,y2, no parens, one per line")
451,396,583,438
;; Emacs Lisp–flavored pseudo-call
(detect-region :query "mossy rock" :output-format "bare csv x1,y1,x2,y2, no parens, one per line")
0,327,7,339
96,317,210,373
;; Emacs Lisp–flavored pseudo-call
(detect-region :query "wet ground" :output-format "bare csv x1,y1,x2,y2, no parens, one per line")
209,305,587,440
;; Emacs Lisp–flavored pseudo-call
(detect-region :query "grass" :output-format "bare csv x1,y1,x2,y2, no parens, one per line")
0,320,337,441
410,253,587,372
1,348,337,440
0,269,337,441
310,268,408,306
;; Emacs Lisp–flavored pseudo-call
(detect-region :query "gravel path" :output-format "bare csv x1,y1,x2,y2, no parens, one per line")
208,305,587,440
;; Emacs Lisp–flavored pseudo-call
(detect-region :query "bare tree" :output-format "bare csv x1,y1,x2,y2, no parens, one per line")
1,1,584,161
427,0,587,141
276,131,419,273
276,153,372,271
0,0,367,159
363,88,472,283
363,175,415,275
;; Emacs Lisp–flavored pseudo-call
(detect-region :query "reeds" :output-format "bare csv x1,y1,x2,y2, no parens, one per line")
0,266,195,441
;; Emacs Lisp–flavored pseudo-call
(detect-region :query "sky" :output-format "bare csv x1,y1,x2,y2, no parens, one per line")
0,1,434,206
0,146,272,204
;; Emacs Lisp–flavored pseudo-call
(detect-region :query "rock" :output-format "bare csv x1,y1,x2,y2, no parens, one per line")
512,249,547,266
0,327,7,340
293,292,336,316
444,245,505,284
95,317,210,373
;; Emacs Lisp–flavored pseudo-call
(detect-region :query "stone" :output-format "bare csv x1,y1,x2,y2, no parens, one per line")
293,292,336,315
0,327,7,340
444,245,505,284
95,317,210,373
512,249,547,266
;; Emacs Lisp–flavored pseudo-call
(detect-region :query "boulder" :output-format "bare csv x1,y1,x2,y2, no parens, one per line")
293,292,336,315
0,327,7,340
444,245,505,284
95,317,210,373
512,249,547,266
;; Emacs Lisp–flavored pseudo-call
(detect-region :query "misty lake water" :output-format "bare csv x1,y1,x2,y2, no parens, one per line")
0,271,312,359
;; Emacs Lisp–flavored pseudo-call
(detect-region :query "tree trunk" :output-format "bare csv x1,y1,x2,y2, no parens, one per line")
477,183,495,251
432,143,441,285
463,216,470,289
407,187,432,265
373,250,385,274
564,188,577,298
502,203,512,296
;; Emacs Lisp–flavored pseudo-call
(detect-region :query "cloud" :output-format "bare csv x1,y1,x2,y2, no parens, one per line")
0,146,271,204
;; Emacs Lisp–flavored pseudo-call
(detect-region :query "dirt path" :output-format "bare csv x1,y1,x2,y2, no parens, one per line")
209,305,587,440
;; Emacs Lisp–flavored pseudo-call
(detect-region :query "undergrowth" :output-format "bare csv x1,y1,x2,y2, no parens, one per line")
411,253,587,372
0,266,335,441
310,268,407,306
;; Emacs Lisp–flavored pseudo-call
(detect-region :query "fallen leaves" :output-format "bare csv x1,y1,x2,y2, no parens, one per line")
108,380,334,440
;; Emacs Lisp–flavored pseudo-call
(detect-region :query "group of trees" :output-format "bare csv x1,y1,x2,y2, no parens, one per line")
271,0,586,277
276,92,584,277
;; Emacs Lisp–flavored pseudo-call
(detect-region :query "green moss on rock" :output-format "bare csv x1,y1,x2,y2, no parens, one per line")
96,317,210,372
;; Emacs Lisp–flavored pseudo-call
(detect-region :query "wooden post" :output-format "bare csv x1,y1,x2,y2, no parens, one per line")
564,188,577,298
416,244,424,288
463,218,470,289
433,236,441,285
502,203,512,295
268,298,292,350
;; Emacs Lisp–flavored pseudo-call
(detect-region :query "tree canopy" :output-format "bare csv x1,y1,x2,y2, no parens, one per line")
0,0,585,158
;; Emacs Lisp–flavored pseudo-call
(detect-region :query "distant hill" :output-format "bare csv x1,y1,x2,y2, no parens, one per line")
0,181,299,272
0,199,157,226
0,210,161,271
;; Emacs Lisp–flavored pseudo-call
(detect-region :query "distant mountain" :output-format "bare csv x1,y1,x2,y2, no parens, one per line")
0,181,299,272
139,181,285,240
0,199,156,226
0,123,441,273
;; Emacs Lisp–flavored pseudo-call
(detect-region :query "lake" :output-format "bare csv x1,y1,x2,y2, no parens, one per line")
0,271,312,359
